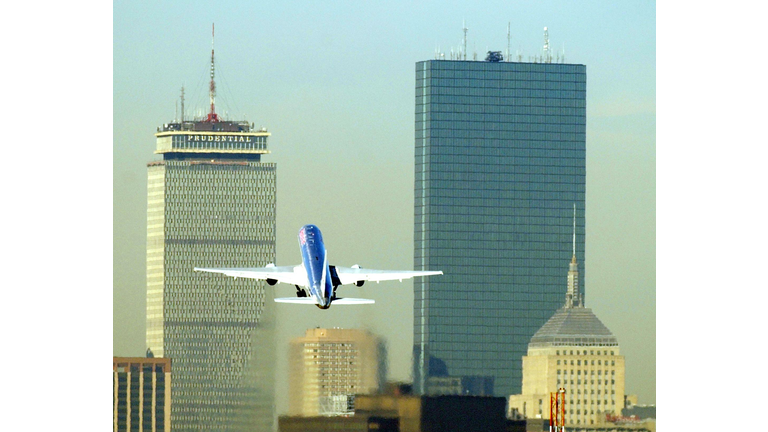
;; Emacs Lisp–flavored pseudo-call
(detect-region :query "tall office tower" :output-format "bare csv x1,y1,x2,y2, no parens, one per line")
146,41,277,429
113,357,171,432
507,250,625,427
147,116,276,430
414,57,586,396
288,328,386,416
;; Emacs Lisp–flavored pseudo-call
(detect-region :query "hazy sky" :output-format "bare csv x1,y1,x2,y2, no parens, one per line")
114,0,655,413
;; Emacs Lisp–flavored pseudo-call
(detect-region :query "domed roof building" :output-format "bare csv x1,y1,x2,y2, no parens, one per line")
528,296,618,349
508,217,626,427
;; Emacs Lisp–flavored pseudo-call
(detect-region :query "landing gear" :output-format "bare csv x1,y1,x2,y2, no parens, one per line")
295,285,307,298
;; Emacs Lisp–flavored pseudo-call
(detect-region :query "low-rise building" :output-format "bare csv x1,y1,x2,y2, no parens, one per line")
113,356,171,432
289,328,385,416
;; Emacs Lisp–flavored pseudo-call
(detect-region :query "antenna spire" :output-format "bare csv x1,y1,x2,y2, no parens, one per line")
462,20,468,60
565,203,581,308
506,22,511,62
572,203,576,256
207,23,219,122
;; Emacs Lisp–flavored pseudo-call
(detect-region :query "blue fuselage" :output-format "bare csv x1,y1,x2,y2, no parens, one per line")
298,225,333,309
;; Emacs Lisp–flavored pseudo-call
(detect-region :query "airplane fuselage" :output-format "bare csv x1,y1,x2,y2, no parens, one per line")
298,224,333,309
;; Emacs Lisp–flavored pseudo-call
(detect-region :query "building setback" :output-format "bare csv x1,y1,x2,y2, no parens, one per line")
146,116,276,431
113,357,171,432
288,328,386,416
413,58,586,396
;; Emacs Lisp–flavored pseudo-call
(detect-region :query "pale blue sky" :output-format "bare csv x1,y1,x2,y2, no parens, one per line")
114,0,656,413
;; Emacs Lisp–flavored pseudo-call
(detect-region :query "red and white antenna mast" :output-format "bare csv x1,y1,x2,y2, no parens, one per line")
550,388,566,432
206,23,219,122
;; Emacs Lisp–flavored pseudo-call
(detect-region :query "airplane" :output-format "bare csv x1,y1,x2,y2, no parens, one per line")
194,224,443,309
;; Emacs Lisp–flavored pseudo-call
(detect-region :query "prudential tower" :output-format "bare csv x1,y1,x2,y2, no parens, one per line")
146,25,277,431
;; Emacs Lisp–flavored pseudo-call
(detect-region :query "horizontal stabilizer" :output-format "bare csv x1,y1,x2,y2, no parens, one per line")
274,298,317,304
331,298,375,305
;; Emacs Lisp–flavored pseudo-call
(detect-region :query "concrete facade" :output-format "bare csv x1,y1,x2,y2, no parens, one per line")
147,119,277,431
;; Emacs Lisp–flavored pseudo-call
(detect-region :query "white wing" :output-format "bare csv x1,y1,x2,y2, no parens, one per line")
334,266,443,286
194,264,308,287
273,297,374,306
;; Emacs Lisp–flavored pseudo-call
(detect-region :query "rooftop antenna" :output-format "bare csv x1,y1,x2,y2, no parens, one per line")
506,22,511,62
206,23,219,122
562,42,566,63
180,85,185,123
543,26,551,63
462,19,468,60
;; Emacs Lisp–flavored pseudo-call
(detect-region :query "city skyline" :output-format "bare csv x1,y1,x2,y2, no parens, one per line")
114,0,656,415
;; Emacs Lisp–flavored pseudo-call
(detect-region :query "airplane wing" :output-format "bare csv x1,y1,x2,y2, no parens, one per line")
274,297,374,305
194,264,308,286
334,266,443,286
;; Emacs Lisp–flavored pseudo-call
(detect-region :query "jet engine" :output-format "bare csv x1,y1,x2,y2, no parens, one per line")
351,264,364,286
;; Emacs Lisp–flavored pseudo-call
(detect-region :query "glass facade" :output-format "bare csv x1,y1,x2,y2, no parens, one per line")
147,125,276,431
413,60,586,397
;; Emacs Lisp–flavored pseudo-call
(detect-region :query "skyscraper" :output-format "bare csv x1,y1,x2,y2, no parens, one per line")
288,328,386,416
413,57,586,396
147,116,276,430
146,36,277,429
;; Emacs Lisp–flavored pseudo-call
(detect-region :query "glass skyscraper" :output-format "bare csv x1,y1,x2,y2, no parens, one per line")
413,59,586,397
147,119,276,431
